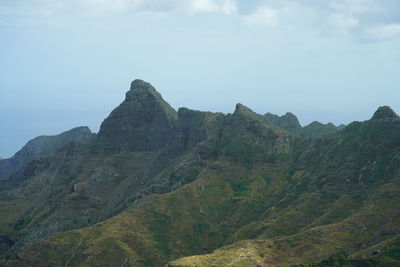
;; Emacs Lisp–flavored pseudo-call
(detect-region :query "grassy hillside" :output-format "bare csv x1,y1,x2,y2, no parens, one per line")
1,81,399,267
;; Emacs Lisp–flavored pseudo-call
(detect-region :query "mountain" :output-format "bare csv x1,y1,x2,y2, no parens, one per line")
169,105,400,266
0,80,399,267
96,79,177,153
371,106,400,121
264,112,302,134
0,126,94,181
264,112,343,138
300,121,339,138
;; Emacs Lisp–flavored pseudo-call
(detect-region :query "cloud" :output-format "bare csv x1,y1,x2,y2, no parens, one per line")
238,0,400,42
187,0,237,15
364,24,400,40
222,0,238,15
329,0,374,14
53,0,238,15
2,0,400,43
82,0,144,13
325,0,400,41
243,7,278,28
329,13,359,32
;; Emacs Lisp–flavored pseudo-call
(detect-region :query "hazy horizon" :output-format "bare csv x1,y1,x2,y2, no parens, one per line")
0,84,396,158
1,0,400,158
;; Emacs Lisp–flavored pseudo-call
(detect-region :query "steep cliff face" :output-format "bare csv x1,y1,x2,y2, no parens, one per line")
97,79,177,152
0,126,94,181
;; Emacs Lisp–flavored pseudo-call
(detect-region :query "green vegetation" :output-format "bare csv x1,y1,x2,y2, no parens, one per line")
0,126,94,181
0,80,399,267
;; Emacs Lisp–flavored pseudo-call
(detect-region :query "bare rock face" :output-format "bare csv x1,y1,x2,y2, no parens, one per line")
97,79,177,152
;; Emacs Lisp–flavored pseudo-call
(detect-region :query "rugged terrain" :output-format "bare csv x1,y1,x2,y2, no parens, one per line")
0,126,94,181
0,80,399,267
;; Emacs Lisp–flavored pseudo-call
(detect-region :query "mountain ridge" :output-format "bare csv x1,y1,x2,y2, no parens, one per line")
264,112,343,138
0,126,94,181
0,80,399,267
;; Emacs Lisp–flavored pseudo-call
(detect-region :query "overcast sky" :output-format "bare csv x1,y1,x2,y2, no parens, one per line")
1,0,400,157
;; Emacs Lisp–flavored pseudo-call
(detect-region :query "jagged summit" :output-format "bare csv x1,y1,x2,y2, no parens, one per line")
125,79,163,102
371,106,399,121
130,79,151,90
234,103,253,114
97,80,177,152
64,126,92,135
279,112,301,129
264,111,302,137
233,103,264,123
124,79,177,120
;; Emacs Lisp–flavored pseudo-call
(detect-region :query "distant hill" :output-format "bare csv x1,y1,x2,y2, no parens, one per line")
0,80,399,267
0,126,94,181
264,112,343,138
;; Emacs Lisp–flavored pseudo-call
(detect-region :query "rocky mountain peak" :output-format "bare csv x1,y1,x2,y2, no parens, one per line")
264,111,301,135
234,103,255,116
280,112,301,128
371,106,399,121
125,79,162,102
97,80,177,152
68,126,92,135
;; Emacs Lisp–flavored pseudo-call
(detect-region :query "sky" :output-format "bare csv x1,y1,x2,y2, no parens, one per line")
1,0,400,158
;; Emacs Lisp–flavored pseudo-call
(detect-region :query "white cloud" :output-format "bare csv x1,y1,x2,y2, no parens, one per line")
329,0,374,14
3,0,238,17
80,0,238,15
243,7,278,28
365,24,400,39
188,0,237,15
190,0,219,13
325,0,400,41
222,0,237,15
330,13,359,32
82,0,144,13
3,0,400,42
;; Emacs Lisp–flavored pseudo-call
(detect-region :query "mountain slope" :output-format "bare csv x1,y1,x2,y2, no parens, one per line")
0,126,94,181
0,80,230,263
0,80,399,267
169,106,400,266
